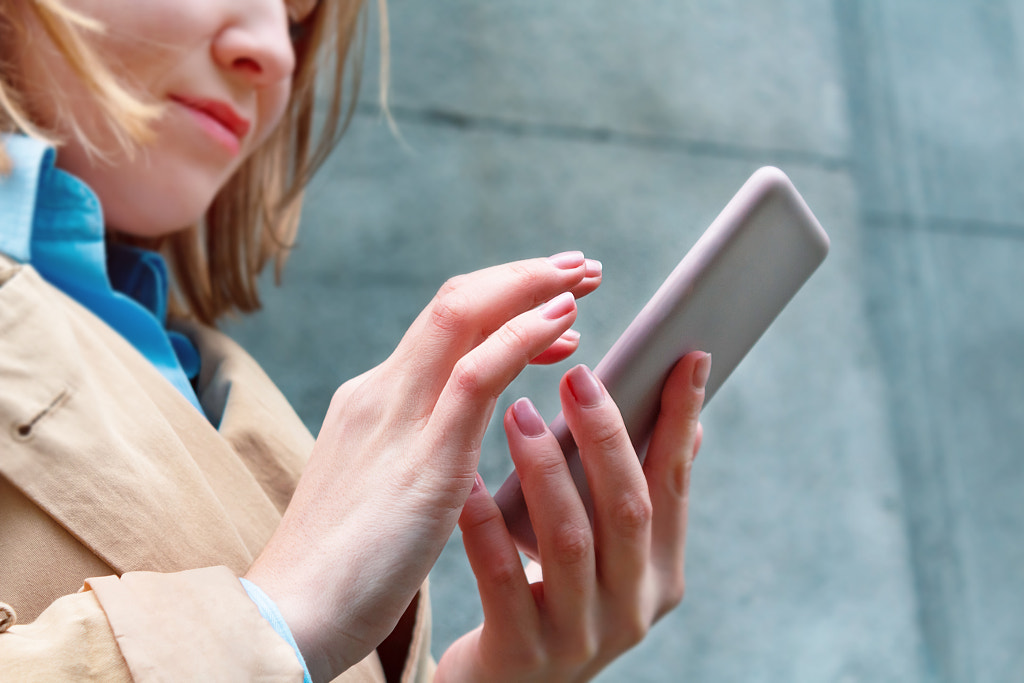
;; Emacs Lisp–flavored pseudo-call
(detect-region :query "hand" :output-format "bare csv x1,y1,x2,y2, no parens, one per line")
436,351,710,683
244,253,601,682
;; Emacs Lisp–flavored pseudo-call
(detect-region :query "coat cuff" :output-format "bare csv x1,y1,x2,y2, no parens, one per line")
87,566,304,682
240,577,312,683
0,590,132,681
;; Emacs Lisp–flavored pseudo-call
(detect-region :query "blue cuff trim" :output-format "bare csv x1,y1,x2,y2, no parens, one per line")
239,578,313,683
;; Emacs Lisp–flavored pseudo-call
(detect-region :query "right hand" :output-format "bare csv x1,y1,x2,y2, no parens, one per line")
436,353,708,682
244,252,601,682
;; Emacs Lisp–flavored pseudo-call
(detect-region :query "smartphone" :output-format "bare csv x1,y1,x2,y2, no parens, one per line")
494,166,831,559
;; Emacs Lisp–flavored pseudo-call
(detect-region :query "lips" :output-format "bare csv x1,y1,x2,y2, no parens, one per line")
171,94,251,144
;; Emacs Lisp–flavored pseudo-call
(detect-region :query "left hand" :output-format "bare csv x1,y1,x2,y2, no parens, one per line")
246,254,601,681
436,350,710,683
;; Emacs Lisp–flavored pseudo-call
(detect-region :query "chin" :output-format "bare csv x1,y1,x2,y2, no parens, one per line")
65,142,234,240
102,195,211,240
95,169,224,239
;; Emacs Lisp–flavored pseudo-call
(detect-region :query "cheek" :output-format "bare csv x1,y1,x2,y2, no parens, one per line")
255,80,294,146
59,1,205,90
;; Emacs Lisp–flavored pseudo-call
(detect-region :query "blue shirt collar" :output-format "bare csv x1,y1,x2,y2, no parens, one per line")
0,135,56,262
1,134,204,414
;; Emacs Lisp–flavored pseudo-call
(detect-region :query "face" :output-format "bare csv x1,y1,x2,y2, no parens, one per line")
18,0,314,237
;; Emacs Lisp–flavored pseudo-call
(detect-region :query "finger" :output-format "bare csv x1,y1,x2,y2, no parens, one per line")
458,474,539,638
643,351,709,603
568,259,603,299
425,292,578,468
393,254,590,408
559,365,651,604
530,329,581,365
504,398,596,638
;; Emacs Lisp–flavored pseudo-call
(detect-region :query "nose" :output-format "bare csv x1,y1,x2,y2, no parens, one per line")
212,5,296,86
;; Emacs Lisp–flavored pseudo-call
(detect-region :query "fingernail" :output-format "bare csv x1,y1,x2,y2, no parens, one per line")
560,328,581,343
567,365,604,408
540,292,576,320
512,398,548,438
693,352,712,390
472,472,486,493
548,251,585,269
584,259,603,277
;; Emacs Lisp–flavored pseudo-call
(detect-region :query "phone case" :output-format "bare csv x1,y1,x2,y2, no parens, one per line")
495,167,831,559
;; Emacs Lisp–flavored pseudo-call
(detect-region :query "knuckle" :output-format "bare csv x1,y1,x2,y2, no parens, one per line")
485,555,527,594
549,520,593,565
628,618,651,648
664,572,686,609
438,273,468,296
609,494,653,535
328,384,350,415
508,260,558,307
513,641,546,673
553,632,598,669
612,613,650,651
450,355,488,399
587,420,629,453
430,280,473,332
527,452,570,481
328,377,377,426
494,317,532,356
459,494,505,533
508,259,537,283
663,361,704,411
330,372,365,406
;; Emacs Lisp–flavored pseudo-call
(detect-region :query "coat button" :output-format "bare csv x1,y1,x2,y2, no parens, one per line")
0,602,16,633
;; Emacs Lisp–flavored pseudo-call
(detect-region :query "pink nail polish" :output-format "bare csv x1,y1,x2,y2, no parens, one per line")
512,398,548,438
566,365,604,407
540,292,576,320
560,328,581,343
548,251,585,269
693,353,712,389
472,472,486,493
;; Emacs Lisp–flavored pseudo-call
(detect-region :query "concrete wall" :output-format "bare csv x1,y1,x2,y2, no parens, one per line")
227,2,1024,680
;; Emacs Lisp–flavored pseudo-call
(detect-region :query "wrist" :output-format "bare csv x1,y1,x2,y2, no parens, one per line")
244,555,365,683
239,577,313,683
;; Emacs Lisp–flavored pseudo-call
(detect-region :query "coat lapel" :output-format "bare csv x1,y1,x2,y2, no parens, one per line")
174,318,314,517
0,261,286,576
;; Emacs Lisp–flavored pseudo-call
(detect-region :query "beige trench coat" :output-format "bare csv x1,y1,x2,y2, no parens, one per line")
0,254,435,682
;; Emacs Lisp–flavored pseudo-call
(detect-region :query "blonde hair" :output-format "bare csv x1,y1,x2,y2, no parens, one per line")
0,0,383,325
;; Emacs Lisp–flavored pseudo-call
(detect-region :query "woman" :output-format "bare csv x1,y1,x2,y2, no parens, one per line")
0,1,709,680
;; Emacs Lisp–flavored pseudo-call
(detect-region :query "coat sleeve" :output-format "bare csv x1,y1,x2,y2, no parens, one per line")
0,566,304,682
0,590,132,682
399,585,437,683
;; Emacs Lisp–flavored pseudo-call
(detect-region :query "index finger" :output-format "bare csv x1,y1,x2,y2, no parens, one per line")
391,253,595,409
